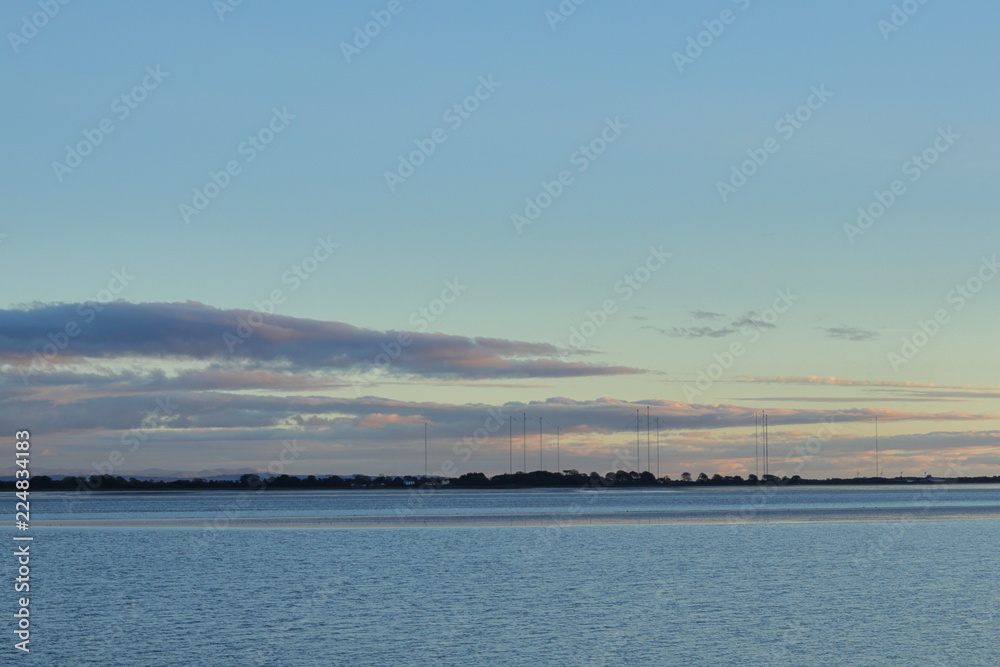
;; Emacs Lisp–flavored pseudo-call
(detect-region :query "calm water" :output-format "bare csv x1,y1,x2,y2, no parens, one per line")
5,487,1000,665
29,484,1000,520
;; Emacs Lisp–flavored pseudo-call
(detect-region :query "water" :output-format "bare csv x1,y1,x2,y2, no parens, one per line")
5,487,1000,665
31,484,1000,521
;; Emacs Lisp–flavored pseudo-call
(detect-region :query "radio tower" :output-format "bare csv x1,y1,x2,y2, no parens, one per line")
754,411,759,479
646,406,651,473
655,417,660,478
636,409,641,472
875,415,880,479
763,411,768,479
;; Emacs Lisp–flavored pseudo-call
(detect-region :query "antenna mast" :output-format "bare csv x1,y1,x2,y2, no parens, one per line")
646,406,651,474
655,417,660,478
754,411,759,479
763,411,768,479
636,409,640,473
539,417,543,471
875,415,879,479
556,426,560,473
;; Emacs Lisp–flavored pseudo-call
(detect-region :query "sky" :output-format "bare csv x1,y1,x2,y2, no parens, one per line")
2,0,999,479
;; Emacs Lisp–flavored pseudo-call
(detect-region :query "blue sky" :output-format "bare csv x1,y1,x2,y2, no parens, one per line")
3,0,999,478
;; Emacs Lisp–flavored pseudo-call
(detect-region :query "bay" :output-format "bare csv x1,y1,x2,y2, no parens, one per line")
6,486,999,665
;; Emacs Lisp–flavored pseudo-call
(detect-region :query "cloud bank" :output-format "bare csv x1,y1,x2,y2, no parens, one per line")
1,301,640,380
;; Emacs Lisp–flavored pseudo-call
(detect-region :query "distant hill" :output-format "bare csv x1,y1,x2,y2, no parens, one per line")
0,467,258,482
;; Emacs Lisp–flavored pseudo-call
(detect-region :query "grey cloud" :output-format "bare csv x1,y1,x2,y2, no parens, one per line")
0,301,641,380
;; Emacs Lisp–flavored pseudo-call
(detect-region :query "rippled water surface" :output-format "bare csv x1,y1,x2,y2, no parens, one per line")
5,487,999,665
29,484,1000,520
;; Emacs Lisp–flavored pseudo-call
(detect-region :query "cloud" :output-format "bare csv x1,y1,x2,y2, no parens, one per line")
0,301,641,380
726,375,1000,402
740,375,931,388
634,428,1000,477
25,423,1000,478
896,389,1000,400
644,325,736,339
6,382,994,440
356,413,426,428
824,326,879,342
4,304,998,477
730,395,964,403
6,370,997,475
645,311,775,339
729,312,776,330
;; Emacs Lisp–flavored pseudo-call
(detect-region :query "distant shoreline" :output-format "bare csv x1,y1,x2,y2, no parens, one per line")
6,471,1000,493
26,505,1000,530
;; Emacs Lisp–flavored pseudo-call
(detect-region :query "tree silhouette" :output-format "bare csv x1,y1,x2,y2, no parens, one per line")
239,473,262,488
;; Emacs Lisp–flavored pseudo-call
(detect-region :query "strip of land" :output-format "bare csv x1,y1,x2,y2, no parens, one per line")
9,472,997,493
24,505,1000,529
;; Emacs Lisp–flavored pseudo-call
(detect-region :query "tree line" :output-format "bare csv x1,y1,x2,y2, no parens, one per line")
5,470,999,492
